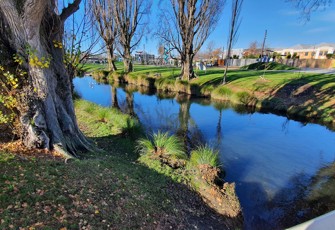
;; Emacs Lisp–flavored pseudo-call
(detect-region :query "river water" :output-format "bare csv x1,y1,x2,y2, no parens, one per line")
74,76,335,229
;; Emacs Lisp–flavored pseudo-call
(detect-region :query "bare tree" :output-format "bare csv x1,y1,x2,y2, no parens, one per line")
243,41,260,58
206,41,215,59
91,0,118,71
223,0,243,84
157,0,225,81
0,0,93,157
113,0,152,73
287,0,332,20
64,0,101,80
212,47,223,60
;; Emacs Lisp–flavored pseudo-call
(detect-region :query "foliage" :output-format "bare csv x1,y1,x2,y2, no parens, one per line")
26,47,51,69
189,146,220,168
326,53,334,59
136,132,187,160
0,63,26,128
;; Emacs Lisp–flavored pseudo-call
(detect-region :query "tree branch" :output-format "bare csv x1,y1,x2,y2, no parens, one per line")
60,0,82,22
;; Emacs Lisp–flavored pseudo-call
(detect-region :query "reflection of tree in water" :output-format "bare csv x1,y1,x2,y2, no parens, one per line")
125,91,137,117
110,86,120,109
261,160,335,229
212,101,231,149
175,94,205,154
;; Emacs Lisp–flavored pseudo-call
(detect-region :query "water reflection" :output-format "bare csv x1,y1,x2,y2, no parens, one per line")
73,76,335,229
111,86,120,109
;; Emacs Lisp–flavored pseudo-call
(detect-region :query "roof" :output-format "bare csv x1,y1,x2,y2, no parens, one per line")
289,43,335,50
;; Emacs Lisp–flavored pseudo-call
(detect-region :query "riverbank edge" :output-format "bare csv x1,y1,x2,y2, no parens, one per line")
74,100,244,227
0,99,244,229
99,70,334,130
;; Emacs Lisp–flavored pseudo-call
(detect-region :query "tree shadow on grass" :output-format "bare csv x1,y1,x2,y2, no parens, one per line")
194,70,291,88
266,73,335,129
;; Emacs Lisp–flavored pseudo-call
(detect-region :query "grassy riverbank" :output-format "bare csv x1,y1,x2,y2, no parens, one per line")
87,63,335,128
0,100,241,229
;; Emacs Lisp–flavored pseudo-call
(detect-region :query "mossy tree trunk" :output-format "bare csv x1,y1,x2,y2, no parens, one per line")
0,0,92,157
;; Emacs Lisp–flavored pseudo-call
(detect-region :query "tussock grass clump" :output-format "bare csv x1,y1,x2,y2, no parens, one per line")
97,109,110,122
137,131,187,160
137,132,187,181
211,86,233,100
235,91,256,106
155,78,176,92
189,145,220,168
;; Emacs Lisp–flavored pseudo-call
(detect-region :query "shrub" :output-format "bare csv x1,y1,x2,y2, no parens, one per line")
189,145,220,168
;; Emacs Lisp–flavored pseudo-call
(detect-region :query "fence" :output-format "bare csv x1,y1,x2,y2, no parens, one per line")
220,58,335,69
220,59,258,67
283,59,335,69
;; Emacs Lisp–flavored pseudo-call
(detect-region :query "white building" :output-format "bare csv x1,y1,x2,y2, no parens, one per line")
222,48,244,59
274,43,335,59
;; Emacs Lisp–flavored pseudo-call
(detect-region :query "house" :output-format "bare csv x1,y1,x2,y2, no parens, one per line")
274,43,335,59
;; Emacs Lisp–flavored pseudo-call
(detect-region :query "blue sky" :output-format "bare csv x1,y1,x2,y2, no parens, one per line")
140,0,335,54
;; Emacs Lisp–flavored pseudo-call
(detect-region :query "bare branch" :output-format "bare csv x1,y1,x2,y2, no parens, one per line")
156,0,225,80
286,0,332,20
60,0,82,22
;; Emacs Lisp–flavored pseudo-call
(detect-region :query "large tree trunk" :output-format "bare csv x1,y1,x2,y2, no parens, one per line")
106,44,117,72
0,0,92,158
181,55,195,81
180,44,195,81
123,49,133,73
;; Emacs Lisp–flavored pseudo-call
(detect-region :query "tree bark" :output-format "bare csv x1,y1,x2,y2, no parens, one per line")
181,54,195,81
106,44,117,72
0,0,92,157
123,49,133,72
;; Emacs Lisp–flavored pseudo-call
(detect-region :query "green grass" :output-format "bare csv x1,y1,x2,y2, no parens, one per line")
189,146,220,168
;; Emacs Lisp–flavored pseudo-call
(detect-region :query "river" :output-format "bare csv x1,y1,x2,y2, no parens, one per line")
74,76,335,229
